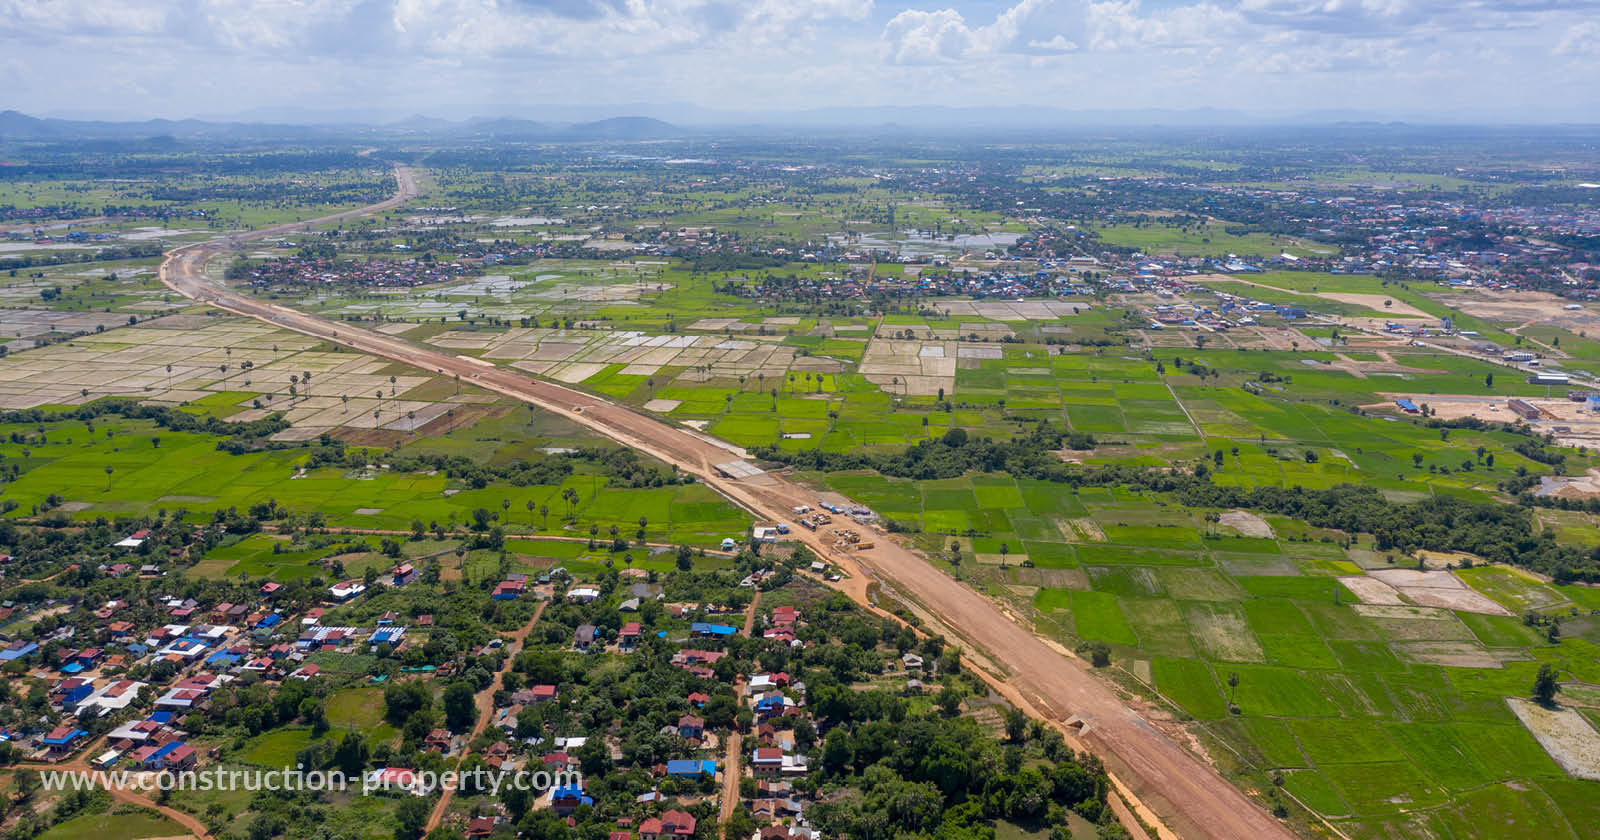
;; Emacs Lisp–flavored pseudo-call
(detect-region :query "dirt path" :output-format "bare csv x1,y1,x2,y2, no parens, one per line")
15,753,212,839
161,166,1293,840
718,713,744,826
741,590,760,636
719,592,759,824
424,600,545,834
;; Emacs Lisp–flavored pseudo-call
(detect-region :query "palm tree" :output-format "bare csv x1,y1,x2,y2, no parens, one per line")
563,488,579,520
389,375,397,396
104,464,114,490
166,363,174,391
341,394,350,413
539,503,549,530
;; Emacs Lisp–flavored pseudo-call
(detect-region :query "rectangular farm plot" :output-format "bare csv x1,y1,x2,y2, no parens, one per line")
1289,717,1406,764
1066,591,1139,646
1184,602,1266,663
1021,541,1077,567
1224,665,1345,717
1367,568,1512,616
1087,566,1165,598
1506,698,1600,780
1281,771,1351,818
1384,723,1494,791
1075,544,1209,566
1152,656,1225,718
1321,761,1451,815
1122,598,1195,656
1156,567,1245,600
1457,566,1571,614
1066,402,1125,433
1099,524,1203,549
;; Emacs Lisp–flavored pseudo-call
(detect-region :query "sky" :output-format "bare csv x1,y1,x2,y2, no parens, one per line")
1,0,1597,122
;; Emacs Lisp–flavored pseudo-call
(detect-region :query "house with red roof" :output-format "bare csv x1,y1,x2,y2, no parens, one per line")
618,621,642,650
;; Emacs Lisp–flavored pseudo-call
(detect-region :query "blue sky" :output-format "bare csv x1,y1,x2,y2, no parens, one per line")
2,0,1596,121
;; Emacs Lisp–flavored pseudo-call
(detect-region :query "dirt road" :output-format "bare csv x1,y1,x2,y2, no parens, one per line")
718,592,761,825
424,601,545,834
16,750,213,839
160,165,1293,840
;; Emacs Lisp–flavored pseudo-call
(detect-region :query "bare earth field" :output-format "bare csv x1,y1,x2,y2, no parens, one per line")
1338,575,1407,606
1218,510,1274,538
1429,289,1600,331
1507,698,1600,780
1368,568,1513,615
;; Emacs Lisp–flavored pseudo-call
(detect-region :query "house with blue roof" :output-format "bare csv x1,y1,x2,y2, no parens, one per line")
665,759,717,778
550,784,593,815
55,681,93,707
41,727,88,755
370,627,406,646
690,622,736,638
0,641,38,661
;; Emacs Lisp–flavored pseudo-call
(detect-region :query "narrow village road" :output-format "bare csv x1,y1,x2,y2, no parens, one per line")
14,751,215,839
161,164,1295,840
718,592,760,826
424,600,545,834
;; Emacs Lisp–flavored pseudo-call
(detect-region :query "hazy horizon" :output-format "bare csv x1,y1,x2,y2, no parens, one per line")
3,0,1598,123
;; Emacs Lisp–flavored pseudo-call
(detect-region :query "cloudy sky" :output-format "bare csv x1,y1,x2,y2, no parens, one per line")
2,0,1597,121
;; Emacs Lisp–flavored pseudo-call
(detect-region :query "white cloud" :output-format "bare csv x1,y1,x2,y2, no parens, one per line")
1554,19,1600,54
882,0,1088,64
0,0,1594,119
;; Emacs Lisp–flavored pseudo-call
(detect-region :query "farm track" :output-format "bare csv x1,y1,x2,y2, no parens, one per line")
425,601,546,833
160,165,1294,840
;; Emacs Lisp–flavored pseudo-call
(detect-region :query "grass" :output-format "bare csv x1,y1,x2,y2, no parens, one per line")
1152,656,1226,719
38,808,186,840
1457,566,1570,613
238,727,319,767
0,415,751,552
1067,591,1138,646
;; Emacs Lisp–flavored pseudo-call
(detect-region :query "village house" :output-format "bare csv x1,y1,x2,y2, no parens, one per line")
573,624,597,651
618,621,642,650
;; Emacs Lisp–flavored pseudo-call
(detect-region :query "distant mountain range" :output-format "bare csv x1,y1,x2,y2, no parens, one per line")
3,106,1593,143
0,110,685,142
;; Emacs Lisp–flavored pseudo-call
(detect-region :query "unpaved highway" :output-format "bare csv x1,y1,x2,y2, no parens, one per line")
160,164,1294,840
